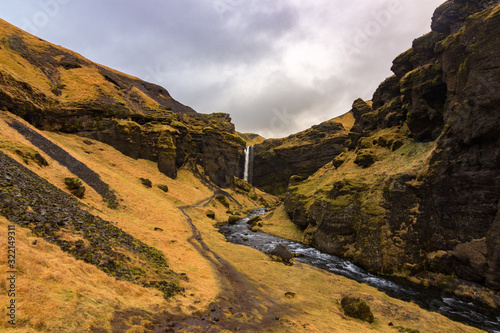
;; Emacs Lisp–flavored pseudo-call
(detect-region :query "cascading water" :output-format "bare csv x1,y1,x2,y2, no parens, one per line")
243,146,253,183
218,209,500,333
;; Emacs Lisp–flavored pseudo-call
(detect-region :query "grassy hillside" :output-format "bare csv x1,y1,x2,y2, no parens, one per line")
283,1,500,310
0,18,194,119
0,111,483,332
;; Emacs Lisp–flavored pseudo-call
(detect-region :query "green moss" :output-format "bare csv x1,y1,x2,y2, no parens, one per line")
234,177,251,192
170,120,187,130
64,177,86,198
330,195,355,208
340,296,374,323
157,184,169,193
215,194,230,208
115,119,141,135
157,131,176,150
222,132,246,146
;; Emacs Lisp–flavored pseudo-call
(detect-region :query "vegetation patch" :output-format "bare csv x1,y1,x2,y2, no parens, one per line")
157,184,169,192
215,194,230,208
0,152,182,299
340,296,374,323
140,177,152,188
64,177,86,198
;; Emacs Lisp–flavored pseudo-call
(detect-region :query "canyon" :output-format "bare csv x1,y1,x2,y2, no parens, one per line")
0,0,499,331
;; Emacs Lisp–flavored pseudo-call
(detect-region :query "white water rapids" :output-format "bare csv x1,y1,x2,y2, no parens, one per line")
218,209,500,333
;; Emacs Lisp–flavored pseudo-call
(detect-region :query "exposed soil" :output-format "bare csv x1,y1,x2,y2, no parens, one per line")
104,195,294,332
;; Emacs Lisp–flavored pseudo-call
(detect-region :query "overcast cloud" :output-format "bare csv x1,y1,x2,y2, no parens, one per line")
1,0,444,138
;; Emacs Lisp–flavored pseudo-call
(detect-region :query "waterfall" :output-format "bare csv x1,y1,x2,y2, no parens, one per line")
243,146,253,183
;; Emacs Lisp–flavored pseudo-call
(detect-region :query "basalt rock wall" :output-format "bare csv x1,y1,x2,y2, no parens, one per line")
0,19,244,188
252,120,350,195
284,0,500,289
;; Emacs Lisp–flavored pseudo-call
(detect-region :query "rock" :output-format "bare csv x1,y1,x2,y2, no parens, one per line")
252,119,349,195
285,292,296,298
228,215,240,224
270,245,294,264
140,178,152,188
351,98,373,121
452,239,488,282
154,227,163,232
206,210,215,219
33,153,49,167
0,18,244,189
354,151,375,168
215,194,230,208
234,177,251,192
157,184,169,192
289,175,305,186
486,201,500,289
64,178,86,198
282,0,500,291
246,216,262,227
340,296,374,323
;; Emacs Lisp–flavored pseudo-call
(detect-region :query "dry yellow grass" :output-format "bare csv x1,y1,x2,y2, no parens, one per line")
181,207,485,333
332,111,356,131
0,112,485,332
0,216,166,333
258,204,304,242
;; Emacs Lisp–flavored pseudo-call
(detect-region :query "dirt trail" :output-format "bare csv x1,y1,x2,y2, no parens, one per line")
5,117,291,331
151,195,291,332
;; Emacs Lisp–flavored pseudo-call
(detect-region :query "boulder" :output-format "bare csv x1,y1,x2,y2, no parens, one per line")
64,178,86,198
270,245,294,264
452,239,488,282
140,178,152,188
252,120,349,195
228,215,240,224
206,210,216,219
340,296,374,323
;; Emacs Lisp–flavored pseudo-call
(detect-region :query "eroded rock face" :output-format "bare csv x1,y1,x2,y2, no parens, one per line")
76,114,244,188
0,20,244,188
252,120,349,195
285,0,500,288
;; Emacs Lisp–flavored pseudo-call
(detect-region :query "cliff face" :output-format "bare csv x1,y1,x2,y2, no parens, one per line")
284,0,500,289
0,19,244,187
252,114,353,195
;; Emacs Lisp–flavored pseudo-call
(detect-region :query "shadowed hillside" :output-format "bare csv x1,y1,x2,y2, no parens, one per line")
0,1,499,331
0,18,246,188
278,0,500,300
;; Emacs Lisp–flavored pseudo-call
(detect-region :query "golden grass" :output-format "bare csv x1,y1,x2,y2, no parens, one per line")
0,112,485,332
181,207,484,333
293,127,436,199
0,216,166,333
332,111,356,131
258,204,303,242
236,132,266,146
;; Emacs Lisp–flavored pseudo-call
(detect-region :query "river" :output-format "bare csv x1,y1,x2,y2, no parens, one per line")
218,208,500,333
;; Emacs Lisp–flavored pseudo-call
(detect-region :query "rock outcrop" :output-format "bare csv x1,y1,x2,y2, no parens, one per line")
0,19,244,188
284,0,500,289
252,115,352,194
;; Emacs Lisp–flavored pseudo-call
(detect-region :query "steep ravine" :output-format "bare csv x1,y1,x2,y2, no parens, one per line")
265,0,500,300
219,210,500,332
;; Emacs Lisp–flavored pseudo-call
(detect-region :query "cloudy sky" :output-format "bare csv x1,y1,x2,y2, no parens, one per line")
1,0,444,138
